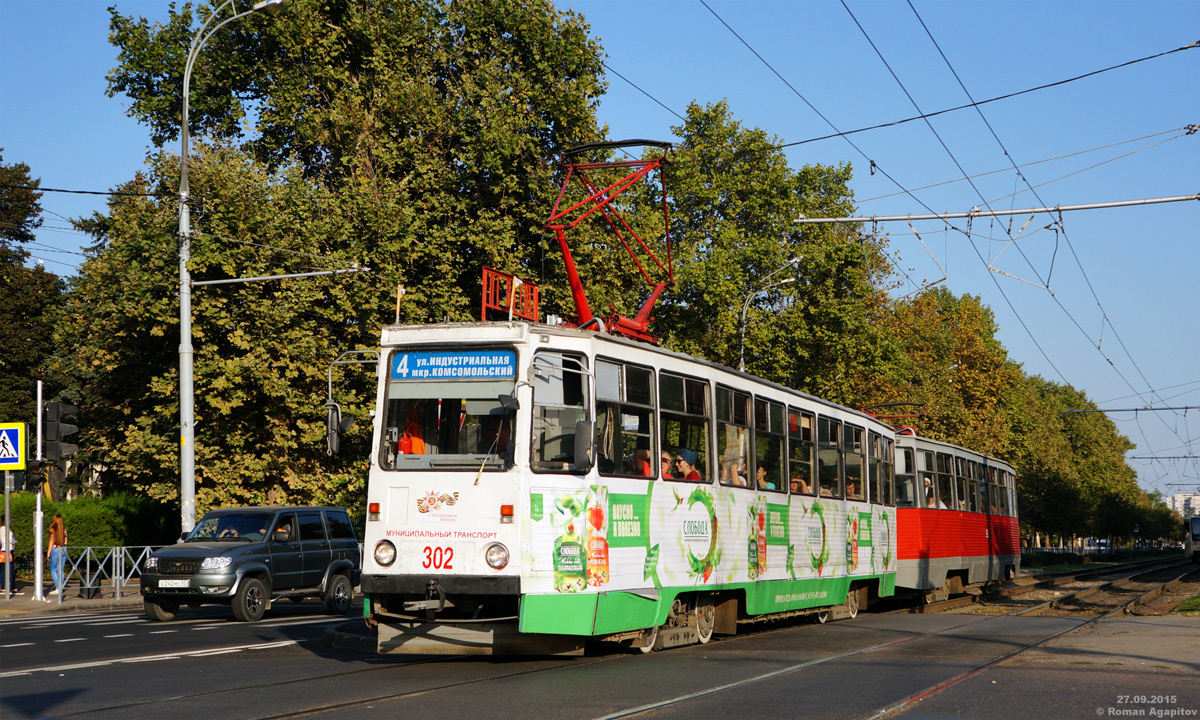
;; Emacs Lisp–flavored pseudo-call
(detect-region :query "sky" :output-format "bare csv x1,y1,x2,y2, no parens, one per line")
1,0,1198,499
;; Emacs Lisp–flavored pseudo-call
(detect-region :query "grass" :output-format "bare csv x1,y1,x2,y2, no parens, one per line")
1173,595,1200,613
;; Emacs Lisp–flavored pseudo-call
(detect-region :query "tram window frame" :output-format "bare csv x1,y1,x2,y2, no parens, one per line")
882,437,895,506
379,347,518,472
753,398,786,493
844,424,865,501
895,447,917,507
530,351,592,474
934,452,954,509
787,408,816,496
868,432,893,505
716,386,752,488
595,358,657,479
920,451,937,508
817,416,843,499
954,457,970,512
660,372,712,484
965,461,980,513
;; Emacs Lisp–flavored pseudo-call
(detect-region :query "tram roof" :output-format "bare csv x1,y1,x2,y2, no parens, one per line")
380,320,892,433
895,432,1015,471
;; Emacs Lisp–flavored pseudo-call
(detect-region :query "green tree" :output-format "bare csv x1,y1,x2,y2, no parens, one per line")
0,153,62,427
882,288,1022,456
54,0,606,517
581,101,900,406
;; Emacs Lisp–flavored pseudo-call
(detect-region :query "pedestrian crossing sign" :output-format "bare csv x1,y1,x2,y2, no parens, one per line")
0,423,26,471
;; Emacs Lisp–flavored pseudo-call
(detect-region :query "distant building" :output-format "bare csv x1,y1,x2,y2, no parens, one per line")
1167,493,1200,518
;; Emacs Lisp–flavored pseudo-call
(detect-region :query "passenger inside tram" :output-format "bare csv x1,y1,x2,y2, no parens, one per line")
660,452,673,479
756,465,776,491
674,448,703,482
789,473,811,495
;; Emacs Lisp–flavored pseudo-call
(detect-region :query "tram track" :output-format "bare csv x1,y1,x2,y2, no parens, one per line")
39,561,1197,719
907,557,1196,615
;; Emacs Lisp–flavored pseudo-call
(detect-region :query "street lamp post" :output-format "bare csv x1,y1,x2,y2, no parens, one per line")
737,257,801,372
178,0,282,533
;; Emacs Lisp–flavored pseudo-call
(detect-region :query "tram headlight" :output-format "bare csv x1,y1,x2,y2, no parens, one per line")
484,543,510,570
374,540,397,567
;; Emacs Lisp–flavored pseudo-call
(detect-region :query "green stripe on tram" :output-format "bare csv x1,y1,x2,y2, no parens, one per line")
518,572,895,636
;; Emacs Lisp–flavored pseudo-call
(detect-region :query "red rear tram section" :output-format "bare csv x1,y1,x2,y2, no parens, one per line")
893,431,1020,601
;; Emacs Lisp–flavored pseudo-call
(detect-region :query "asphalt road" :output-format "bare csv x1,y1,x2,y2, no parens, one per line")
1,603,1196,720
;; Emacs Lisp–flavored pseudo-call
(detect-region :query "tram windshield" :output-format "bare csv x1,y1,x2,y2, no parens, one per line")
380,349,517,471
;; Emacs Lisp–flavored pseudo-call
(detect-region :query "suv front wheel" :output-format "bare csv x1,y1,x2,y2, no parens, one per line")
323,573,353,615
232,577,268,622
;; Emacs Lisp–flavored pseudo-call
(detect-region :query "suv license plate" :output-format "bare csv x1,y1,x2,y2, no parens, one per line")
159,579,189,588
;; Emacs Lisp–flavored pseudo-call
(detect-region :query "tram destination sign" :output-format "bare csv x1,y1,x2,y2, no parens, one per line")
391,350,517,380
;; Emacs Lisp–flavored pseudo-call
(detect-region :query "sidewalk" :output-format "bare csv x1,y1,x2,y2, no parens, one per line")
0,581,144,617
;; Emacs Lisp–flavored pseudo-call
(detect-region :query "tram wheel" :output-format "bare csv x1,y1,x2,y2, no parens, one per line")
636,625,659,654
846,587,860,619
693,600,716,644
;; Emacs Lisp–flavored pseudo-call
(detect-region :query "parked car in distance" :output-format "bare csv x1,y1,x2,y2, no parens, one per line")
140,506,361,622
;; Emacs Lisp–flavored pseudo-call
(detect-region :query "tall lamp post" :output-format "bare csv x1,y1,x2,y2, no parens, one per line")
179,0,282,533
737,257,801,372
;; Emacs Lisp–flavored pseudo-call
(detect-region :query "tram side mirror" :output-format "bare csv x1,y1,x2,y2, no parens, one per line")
499,394,519,412
573,420,595,470
325,402,355,456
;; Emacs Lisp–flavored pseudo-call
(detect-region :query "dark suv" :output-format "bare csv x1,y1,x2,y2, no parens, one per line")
141,506,361,622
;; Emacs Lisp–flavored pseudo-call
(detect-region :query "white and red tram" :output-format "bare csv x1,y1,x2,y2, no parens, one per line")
893,430,1020,601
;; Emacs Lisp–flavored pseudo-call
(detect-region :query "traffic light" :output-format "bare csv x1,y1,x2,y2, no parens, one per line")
44,401,79,462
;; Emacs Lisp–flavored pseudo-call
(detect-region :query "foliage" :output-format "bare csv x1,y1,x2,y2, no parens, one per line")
882,288,1022,456
0,153,63,427
0,149,44,247
52,0,607,524
1,492,178,560
27,1,1166,550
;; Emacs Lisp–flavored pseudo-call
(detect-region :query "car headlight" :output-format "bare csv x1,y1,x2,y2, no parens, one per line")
201,556,232,570
485,543,509,570
374,540,397,567
145,556,158,570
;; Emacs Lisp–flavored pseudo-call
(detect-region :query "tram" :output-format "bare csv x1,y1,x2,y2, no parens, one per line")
358,321,899,654
348,140,1018,654
893,431,1020,601
1186,516,1200,561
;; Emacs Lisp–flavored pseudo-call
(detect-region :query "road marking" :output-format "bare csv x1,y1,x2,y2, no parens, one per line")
104,634,134,638
86,619,148,626
1,642,34,648
0,639,300,678
149,630,177,634
54,637,86,643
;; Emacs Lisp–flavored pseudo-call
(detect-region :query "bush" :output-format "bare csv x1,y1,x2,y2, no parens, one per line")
1,492,178,561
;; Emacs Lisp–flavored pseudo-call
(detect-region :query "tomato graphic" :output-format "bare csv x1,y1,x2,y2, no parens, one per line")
588,504,604,532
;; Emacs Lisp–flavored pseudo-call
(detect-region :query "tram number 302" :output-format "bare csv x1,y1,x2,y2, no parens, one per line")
422,546,454,569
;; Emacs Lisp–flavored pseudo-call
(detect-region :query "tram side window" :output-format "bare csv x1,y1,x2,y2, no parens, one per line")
983,467,995,513
869,432,894,505
716,386,751,488
965,461,980,513
817,416,842,498
935,452,954,509
754,398,786,493
882,437,895,506
1007,471,1018,517
955,457,970,511
531,352,591,473
844,425,865,501
895,448,917,507
660,373,711,483
788,408,816,496
920,451,937,508
595,359,656,478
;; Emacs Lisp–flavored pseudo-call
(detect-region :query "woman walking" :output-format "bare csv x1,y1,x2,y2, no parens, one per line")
47,514,67,597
